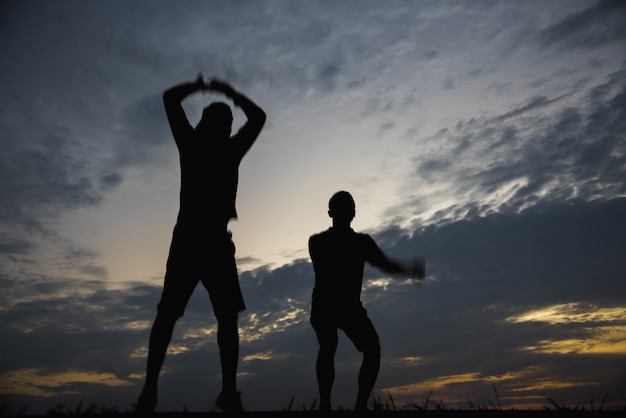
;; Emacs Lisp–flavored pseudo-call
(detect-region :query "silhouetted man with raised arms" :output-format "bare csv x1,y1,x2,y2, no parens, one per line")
308,191,425,412
136,74,266,414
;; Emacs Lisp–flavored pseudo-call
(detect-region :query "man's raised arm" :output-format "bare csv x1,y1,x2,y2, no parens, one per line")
163,74,207,139
209,78,266,152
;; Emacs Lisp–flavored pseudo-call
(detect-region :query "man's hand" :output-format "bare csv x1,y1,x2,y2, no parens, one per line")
404,258,426,283
208,77,236,96
196,72,209,91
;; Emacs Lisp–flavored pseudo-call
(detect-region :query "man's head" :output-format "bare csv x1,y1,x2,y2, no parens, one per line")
328,190,355,223
196,102,233,139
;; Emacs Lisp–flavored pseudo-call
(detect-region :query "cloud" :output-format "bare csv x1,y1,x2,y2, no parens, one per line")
538,0,626,50
409,66,626,225
506,303,626,325
1,197,625,412
379,365,607,410
494,94,573,122
0,233,35,257
519,329,626,356
0,369,133,398
113,94,174,169
505,303,626,356
243,350,293,362
0,128,123,233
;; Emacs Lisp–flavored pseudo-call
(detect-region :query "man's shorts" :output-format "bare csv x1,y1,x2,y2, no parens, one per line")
157,224,246,319
310,302,380,353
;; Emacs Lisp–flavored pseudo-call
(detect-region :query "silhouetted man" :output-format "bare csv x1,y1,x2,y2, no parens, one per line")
308,191,425,412
136,74,266,414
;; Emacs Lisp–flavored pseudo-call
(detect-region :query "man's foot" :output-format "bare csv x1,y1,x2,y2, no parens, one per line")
215,390,244,413
134,390,157,415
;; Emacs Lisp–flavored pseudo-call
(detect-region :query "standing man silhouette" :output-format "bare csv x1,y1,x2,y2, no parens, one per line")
308,191,425,412
136,74,266,414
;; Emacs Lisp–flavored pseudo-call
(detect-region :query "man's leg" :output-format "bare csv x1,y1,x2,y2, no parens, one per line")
136,309,179,412
316,333,338,411
355,338,380,411
217,311,239,394
344,314,381,412
136,248,196,413
206,232,246,412
214,310,244,412
311,312,338,412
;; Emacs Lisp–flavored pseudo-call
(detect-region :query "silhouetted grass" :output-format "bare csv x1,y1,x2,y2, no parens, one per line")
45,401,123,416
542,392,609,412
1,389,624,417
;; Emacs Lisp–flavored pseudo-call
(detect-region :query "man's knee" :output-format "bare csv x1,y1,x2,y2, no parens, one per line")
156,303,184,323
315,329,338,351
215,310,238,326
365,344,381,359
360,337,380,358
318,340,338,355
215,310,238,334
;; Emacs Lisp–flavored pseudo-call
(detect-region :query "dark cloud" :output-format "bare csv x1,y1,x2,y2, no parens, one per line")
495,93,573,122
443,76,455,91
0,233,35,256
0,135,118,220
111,94,175,170
367,198,626,407
538,0,626,50
415,67,626,221
0,98,127,256
2,197,624,413
100,171,123,189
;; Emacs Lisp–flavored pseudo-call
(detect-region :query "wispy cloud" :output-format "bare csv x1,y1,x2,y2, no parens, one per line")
506,303,626,325
538,0,626,50
0,369,133,398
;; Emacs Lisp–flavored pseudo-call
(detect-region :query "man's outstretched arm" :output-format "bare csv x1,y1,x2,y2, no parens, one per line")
367,237,425,281
163,74,207,141
209,78,267,154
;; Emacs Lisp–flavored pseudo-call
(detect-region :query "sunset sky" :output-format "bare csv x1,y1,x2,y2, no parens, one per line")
1,0,625,414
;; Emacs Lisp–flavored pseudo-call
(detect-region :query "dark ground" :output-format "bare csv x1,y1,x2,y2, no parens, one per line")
12,410,626,418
